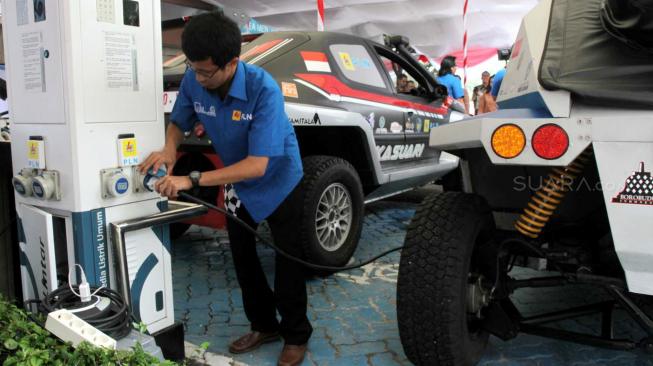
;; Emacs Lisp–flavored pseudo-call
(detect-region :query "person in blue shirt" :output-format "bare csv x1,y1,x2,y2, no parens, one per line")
492,67,507,100
139,12,311,366
436,55,466,107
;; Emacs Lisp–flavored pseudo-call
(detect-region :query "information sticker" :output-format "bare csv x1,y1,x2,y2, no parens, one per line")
27,139,46,169
117,137,139,166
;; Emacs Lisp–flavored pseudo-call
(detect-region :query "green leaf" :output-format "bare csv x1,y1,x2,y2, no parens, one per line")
4,338,18,350
28,357,44,366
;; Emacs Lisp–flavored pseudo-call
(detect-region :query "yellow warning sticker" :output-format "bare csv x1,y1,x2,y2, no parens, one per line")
121,138,138,158
27,141,40,160
423,119,431,133
281,82,299,98
339,52,355,71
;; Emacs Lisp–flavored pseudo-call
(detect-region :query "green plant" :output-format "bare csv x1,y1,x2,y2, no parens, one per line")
0,296,177,365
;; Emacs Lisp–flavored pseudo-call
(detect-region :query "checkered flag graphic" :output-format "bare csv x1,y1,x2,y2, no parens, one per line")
612,162,653,205
224,183,242,216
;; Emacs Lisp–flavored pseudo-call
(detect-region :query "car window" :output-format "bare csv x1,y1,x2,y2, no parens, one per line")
328,44,386,89
378,54,424,96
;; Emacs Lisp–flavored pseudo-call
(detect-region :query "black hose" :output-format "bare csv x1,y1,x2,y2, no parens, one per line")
177,191,404,272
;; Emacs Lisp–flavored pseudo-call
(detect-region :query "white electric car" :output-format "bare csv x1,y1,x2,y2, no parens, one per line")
396,0,653,364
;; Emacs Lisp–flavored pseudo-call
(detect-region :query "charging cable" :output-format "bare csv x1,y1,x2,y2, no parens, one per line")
140,166,405,271
42,266,132,339
68,264,105,303
177,191,404,272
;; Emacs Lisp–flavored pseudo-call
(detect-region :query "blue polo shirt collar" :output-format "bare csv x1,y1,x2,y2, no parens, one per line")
228,61,248,102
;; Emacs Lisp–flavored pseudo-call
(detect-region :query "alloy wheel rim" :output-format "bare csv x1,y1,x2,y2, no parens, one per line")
315,183,353,252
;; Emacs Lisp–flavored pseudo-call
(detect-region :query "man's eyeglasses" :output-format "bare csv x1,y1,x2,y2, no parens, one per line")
185,60,220,79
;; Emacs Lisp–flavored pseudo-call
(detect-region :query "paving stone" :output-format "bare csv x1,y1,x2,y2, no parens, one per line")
338,341,387,357
307,338,338,360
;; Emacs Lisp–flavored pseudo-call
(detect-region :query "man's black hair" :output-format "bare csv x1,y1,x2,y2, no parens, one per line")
182,11,241,68
398,74,408,80
438,55,456,77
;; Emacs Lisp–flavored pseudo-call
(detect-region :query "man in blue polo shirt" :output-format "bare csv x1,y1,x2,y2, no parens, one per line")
139,12,311,366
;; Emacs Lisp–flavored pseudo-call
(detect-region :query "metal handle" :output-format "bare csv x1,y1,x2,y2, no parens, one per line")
110,200,207,312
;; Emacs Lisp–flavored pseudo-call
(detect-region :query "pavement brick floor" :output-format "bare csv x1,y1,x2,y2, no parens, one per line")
173,200,653,366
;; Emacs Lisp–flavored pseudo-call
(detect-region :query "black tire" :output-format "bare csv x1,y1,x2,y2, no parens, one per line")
397,192,496,366
301,156,364,269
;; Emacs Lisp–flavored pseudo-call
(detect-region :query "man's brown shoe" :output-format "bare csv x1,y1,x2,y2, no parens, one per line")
277,344,307,366
228,331,281,354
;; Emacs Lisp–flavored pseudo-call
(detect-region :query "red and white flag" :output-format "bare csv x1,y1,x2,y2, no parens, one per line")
301,51,331,72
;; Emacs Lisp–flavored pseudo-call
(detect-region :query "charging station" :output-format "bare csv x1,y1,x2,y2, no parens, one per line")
2,0,202,356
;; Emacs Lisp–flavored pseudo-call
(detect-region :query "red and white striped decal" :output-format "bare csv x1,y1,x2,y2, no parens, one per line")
300,51,332,73
240,39,283,61
294,73,448,117
317,0,325,31
462,0,469,86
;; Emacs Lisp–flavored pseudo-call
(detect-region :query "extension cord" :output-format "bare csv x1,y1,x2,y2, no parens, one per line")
45,309,117,349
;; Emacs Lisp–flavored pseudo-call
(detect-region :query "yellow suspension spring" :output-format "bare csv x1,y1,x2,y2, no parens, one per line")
514,148,594,239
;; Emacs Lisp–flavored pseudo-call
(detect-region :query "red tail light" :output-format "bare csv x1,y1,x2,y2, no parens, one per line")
532,124,569,160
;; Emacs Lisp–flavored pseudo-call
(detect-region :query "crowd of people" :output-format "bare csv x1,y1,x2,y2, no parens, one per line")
438,55,505,115
394,54,506,116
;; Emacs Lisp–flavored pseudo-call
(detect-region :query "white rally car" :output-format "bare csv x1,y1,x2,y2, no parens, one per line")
396,0,653,364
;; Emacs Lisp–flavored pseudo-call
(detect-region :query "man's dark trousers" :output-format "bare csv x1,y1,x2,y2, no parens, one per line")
225,183,312,345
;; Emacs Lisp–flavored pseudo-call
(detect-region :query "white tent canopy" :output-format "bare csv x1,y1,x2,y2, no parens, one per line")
212,0,538,61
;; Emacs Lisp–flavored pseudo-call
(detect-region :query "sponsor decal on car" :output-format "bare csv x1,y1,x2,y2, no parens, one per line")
282,82,299,98
423,119,430,133
339,52,355,71
376,143,425,161
366,112,375,128
415,117,423,132
390,122,403,133
290,113,322,125
612,162,653,205
378,116,386,130
405,119,415,133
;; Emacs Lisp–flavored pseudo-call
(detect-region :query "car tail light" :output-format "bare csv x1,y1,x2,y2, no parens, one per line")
491,124,526,159
532,124,569,160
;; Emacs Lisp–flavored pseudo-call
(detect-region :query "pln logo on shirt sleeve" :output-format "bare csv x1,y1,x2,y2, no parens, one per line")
232,110,253,122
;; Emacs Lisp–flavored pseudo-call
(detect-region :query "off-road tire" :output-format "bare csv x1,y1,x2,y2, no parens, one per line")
301,156,364,269
397,192,495,366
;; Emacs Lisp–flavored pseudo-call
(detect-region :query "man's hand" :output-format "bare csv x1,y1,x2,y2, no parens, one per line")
154,175,192,199
138,148,177,175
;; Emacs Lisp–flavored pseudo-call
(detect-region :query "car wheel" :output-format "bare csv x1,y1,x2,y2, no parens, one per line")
397,192,496,366
301,156,364,270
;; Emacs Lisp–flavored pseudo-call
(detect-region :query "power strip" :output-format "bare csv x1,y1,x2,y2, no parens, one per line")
45,309,117,349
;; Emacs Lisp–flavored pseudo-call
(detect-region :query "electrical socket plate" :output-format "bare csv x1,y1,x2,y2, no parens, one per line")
45,309,117,349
